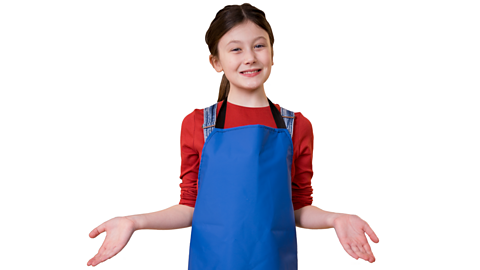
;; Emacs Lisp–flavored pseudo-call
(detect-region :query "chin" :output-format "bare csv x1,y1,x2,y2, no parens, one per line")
243,84,264,91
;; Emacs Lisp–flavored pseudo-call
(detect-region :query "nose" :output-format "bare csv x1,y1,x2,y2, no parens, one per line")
243,49,256,65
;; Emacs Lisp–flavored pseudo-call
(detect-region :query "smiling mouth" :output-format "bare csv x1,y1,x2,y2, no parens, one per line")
240,69,261,74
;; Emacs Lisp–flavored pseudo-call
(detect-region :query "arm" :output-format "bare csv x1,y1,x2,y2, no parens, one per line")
88,111,200,267
126,204,195,230
87,204,194,267
294,205,379,263
294,205,342,229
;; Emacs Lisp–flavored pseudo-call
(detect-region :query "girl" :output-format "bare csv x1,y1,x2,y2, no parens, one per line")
87,3,379,269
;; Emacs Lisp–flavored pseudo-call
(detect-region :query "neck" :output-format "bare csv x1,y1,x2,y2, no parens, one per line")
226,85,268,107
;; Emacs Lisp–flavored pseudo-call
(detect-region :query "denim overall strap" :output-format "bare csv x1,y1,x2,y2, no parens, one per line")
203,102,295,141
281,107,295,138
202,102,217,141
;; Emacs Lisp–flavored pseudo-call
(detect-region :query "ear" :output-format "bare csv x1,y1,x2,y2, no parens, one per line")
209,55,223,72
271,50,274,66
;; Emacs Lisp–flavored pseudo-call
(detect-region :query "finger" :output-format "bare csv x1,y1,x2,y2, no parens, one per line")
88,254,104,267
88,253,101,266
342,243,359,260
351,244,369,262
356,244,366,255
356,244,370,262
364,223,379,243
91,251,110,267
87,246,105,266
89,238,111,266
89,223,106,238
90,252,104,267
363,243,376,263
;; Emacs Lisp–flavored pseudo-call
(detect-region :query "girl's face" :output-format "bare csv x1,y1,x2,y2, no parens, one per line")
210,20,273,95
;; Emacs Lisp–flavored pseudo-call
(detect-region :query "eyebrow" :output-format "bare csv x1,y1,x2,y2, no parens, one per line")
226,36,267,46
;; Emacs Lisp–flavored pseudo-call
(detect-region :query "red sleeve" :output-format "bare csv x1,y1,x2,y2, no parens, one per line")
178,110,199,208
291,112,314,211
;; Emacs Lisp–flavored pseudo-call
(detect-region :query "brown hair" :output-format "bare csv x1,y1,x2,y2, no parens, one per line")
205,3,274,102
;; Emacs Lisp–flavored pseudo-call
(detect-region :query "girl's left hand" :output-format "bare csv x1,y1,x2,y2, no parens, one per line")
332,214,379,263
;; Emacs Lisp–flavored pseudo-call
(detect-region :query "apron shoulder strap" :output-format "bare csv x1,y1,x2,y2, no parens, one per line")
203,102,218,142
202,102,296,141
280,107,295,138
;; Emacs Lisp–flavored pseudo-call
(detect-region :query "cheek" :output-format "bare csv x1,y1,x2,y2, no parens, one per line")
226,59,240,71
259,52,273,65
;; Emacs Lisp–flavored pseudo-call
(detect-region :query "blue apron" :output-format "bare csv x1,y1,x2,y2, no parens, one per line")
188,97,298,270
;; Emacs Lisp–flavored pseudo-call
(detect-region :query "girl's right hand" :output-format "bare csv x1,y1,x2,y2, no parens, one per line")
87,216,137,267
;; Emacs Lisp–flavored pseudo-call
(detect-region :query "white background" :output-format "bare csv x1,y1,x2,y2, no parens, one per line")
1,0,479,269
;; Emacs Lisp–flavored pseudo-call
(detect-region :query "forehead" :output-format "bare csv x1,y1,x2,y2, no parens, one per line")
219,20,269,46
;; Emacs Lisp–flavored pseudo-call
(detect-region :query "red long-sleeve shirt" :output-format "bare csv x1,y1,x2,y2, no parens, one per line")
179,100,314,211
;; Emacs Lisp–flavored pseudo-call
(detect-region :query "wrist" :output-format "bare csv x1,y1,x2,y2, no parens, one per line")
124,215,142,231
330,213,348,228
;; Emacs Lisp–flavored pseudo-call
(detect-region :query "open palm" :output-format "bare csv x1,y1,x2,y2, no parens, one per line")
333,214,379,263
87,217,136,267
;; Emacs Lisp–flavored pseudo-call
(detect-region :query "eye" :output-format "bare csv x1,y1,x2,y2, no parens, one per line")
255,44,265,48
231,48,241,52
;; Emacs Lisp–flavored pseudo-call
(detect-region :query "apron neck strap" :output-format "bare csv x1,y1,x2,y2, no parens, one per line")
215,96,287,129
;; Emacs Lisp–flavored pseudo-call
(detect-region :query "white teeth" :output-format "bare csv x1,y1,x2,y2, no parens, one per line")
242,70,259,74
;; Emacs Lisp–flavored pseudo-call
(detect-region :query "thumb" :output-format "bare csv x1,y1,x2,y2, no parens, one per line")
89,223,106,239
364,223,379,243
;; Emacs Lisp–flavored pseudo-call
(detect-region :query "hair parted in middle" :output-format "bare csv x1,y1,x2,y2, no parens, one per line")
205,3,275,102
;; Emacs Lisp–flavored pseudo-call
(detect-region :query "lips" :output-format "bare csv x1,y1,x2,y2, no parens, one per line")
240,69,261,74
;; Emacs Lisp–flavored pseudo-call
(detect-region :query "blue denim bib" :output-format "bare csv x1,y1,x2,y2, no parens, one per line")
188,98,297,270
